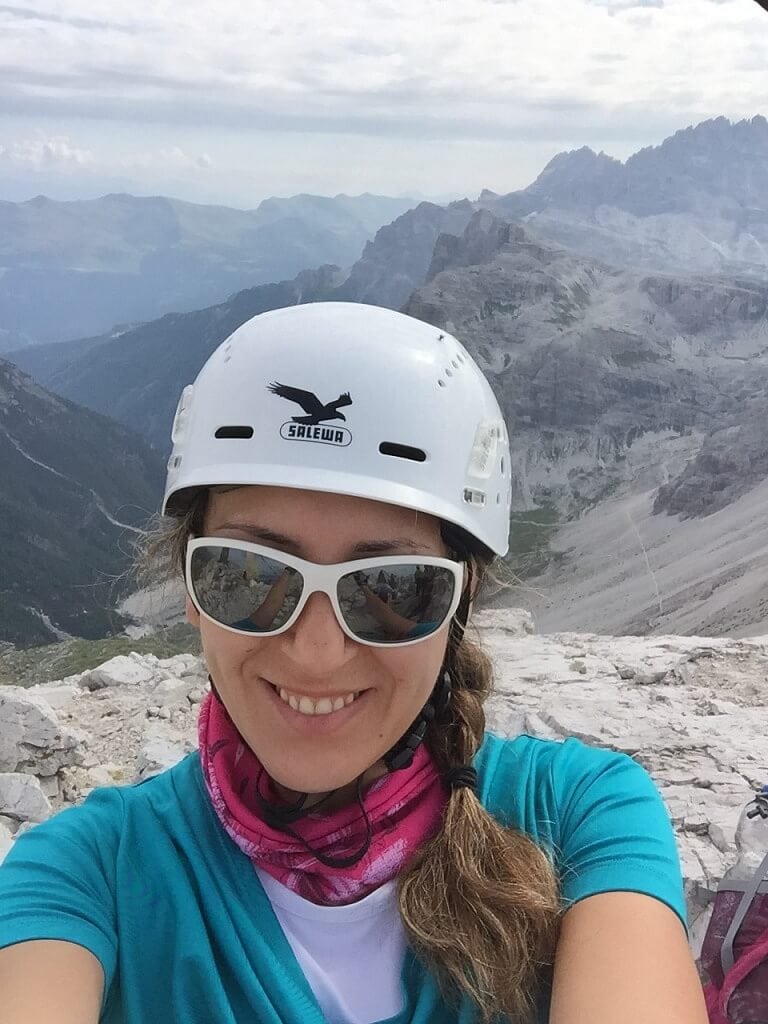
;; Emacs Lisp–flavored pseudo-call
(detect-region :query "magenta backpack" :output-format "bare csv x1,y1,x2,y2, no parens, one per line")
700,789,768,1023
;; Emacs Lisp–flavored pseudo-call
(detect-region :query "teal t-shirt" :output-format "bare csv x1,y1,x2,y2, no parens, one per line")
0,732,686,1023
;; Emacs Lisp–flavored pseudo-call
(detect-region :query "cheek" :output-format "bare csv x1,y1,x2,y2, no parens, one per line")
377,634,448,711
197,620,269,682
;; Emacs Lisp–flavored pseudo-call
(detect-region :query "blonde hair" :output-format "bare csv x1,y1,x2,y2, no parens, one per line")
135,495,562,1022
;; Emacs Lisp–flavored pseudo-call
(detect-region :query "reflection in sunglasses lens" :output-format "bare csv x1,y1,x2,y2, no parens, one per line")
190,546,303,632
339,564,455,643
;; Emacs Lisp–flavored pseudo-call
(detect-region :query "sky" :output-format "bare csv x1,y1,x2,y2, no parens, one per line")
0,0,767,208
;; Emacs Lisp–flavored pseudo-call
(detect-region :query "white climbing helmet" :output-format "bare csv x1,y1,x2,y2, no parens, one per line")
163,302,511,555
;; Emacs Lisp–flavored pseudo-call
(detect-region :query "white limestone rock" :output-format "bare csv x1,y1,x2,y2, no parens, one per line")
24,683,80,709
0,773,51,824
0,821,12,865
0,686,84,775
0,814,17,834
79,654,159,691
134,725,195,782
151,676,197,709
470,608,535,635
5,623,768,961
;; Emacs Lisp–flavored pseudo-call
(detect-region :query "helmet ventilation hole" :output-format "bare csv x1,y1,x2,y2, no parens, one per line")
379,442,427,463
445,367,453,377
496,493,501,504
451,359,459,369
438,379,447,388
215,426,254,439
500,456,505,475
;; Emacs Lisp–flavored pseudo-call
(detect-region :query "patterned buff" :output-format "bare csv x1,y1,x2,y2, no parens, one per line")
197,690,447,905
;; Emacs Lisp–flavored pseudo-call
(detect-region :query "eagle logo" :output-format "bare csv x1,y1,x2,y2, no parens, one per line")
267,382,353,425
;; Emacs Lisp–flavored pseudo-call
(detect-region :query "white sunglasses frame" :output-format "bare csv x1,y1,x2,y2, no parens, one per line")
185,537,465,648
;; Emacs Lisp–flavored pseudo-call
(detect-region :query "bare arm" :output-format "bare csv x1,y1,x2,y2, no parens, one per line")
549,892,707,1024
0,940,103,1024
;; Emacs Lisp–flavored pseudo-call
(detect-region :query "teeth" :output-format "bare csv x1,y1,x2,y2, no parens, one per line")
275,686,360,716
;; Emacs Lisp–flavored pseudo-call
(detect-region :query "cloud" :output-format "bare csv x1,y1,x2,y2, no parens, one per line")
0,4,137,31
0,0,764,146
0,134,94,170
124,145,214,172
587,0,664,9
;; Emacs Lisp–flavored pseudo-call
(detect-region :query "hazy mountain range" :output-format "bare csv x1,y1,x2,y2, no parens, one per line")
0,191,416,350
6,115,768,643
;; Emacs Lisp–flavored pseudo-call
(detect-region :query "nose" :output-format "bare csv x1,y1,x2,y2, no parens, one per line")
281,590,355,672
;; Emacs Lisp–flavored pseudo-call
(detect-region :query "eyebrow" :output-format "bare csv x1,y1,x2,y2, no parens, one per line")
208,523,431,555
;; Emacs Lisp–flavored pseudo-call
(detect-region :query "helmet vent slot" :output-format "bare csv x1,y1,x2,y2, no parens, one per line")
463,488,486,506
379,442,427,463
215,426,254,439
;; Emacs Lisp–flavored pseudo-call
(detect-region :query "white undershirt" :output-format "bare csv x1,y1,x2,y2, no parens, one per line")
255,867,407,1024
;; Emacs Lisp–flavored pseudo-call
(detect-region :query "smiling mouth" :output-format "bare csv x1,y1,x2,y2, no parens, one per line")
272,684,362,717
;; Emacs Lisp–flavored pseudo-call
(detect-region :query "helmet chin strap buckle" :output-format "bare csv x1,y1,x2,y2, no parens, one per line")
384,671,452,772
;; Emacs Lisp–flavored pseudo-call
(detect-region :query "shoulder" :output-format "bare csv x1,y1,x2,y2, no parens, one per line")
6,751,200,861
475,730,650,830
475,732,686,926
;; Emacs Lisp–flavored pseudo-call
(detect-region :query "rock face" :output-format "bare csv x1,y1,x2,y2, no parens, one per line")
485,116,768,277
404,211,768,520
0,686,83,776
2,616,767,964
654,399,768,519
0,360,165,645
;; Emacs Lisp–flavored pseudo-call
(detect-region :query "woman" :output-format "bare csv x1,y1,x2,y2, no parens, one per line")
0,302,706,1023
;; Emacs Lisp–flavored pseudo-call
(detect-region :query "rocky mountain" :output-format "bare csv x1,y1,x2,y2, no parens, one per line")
405,210,768,513
483,116,768,277
0,191,416,349
396,209,768,634
9,205,768,640
9,201,477,452
3,612,768,964
333,199,476,308
0,359,165,646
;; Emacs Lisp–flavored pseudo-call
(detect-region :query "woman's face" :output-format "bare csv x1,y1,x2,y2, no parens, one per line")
186,485,454,796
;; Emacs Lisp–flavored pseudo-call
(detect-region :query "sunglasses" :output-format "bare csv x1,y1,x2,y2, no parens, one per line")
185,538,464,648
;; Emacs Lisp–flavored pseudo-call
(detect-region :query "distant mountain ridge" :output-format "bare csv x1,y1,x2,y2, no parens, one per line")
8,115,768,640
0,359,165,645
484,116,768,276
0,191,416,349
9,201,476,451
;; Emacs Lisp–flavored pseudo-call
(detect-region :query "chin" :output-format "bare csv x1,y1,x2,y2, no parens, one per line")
261,750,383,798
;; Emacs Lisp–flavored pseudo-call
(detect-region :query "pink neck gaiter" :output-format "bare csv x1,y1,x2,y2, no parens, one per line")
198,691,447,905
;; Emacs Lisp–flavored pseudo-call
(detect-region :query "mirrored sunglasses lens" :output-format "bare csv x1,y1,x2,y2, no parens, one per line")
189,545,303,633
338,564,456,643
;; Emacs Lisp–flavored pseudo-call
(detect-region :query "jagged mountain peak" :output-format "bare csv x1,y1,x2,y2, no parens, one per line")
537,145,620,176
426,209,531,281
